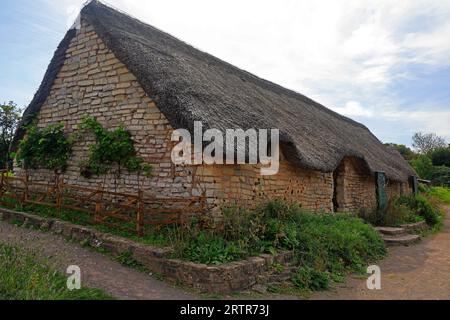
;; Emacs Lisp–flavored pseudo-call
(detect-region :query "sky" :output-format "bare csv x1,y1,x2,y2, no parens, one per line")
1,0,449,147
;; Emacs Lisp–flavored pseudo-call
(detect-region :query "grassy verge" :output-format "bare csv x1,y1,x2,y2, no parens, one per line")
428,186,450,205
0,197,386,293
0,197,171,247
0,243,112,300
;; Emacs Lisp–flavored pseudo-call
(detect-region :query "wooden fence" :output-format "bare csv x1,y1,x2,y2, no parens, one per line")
0,171,207,236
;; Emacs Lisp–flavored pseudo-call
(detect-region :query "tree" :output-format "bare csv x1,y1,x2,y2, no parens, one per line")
385,143,416,161
429,166,450,187
0,101,22,169
430,147,450,167
410,155,434,180
412,132,447,154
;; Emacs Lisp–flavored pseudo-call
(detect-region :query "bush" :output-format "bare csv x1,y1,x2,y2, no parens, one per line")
396,195,440,226
410,155,434,179
15,122,73,173
384,199,423,227
429,166,450,187
292,267,330,291
430,147,450,167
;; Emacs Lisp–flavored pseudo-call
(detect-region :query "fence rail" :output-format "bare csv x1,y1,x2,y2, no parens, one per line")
0,171,207,236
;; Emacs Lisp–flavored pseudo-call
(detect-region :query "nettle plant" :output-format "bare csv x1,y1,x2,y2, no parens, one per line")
78,117,152,179
15,122,73,178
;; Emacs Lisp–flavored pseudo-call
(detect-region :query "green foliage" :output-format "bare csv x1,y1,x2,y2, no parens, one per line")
428,187,450,204
430,147,450,167
176,232,247,265
385,143,416,161
264,218,300,250
0,244,112,300
384,199,423,227
0,101,22,169
292,211,386,280
292,267,330,291
115,251,148,273
15,122,72,173
396,195,440,226
410,155,434,179
78,117,152,178
429,166,450,187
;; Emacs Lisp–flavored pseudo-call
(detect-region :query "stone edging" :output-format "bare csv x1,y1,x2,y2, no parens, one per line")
0,207,293,293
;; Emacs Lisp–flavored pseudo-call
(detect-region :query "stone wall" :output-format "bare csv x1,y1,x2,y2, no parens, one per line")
195,156,334,213
333,157,413,213
334,157,377,213
386,180,411,200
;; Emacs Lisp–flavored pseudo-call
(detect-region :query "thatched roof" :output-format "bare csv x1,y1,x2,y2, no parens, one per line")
14,0,416,182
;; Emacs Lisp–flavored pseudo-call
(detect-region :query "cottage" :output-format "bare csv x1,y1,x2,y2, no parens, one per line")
12,1,416,215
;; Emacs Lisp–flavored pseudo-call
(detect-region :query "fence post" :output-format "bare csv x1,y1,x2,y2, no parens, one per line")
22,174,29,205
56,177,63,214
137,190,144,237
94,186,103,224
0,171,4,196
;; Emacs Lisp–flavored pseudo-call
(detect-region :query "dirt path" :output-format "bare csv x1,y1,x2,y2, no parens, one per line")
312,205,450,300
0,221,197,300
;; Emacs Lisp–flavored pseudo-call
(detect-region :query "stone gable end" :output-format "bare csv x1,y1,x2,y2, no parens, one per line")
31,20,196,198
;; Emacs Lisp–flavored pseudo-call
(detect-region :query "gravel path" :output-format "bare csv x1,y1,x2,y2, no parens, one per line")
0,222,197,300
312,205,450,300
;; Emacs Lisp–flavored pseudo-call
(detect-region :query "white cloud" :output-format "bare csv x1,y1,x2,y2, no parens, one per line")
332,101,374,117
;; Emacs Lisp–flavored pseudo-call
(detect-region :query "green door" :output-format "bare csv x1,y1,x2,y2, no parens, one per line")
376,172,388,224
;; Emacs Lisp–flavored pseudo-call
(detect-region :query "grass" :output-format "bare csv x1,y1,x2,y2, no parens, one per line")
429,187,450,205
0,243,112,300
0,196,172,247
291,211,386,286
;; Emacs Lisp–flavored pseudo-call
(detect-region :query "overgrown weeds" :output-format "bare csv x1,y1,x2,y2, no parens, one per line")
395,195,441,226
167,200,386,292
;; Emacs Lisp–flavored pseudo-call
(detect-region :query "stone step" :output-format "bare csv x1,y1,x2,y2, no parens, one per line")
383,234,421,246
267,271,293,283
400,221,428,233
376,227,406,236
